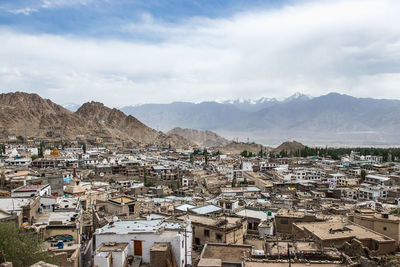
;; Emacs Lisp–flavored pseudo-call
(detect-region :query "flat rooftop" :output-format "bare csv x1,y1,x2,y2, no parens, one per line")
179,214,242,229
150,242,171,252
246,263,344,267
295,221,394,242
236,209,273,220
96,242,128,252
35,211,79,226
190,205,222,214
109,196,135,204
13,184,49,192
0,197,35,211
96,219,186,235
201,243,251,263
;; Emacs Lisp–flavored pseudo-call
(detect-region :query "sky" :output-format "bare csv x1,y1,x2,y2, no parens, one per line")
0,0,399,107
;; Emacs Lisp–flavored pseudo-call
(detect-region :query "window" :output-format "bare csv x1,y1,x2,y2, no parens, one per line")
204,229,210,237
216,233,222,240
280,219,289,225
383,227,387,231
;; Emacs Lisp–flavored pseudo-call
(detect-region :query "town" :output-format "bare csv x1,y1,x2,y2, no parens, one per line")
1,137,400,267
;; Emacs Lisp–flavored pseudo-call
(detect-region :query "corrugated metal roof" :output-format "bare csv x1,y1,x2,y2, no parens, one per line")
191,204,222,214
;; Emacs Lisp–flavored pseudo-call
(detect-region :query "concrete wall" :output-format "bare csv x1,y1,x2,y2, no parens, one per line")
193,224,241,246
23,197,41,224
104,202,128,216
275,215,318,234
353,215,400,244
192,219,245,247
112,248,128,267
42,227,80,244
94,252,111,267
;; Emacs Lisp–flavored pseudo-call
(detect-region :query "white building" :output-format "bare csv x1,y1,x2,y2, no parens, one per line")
11,184,51,198
365,175,390,186
241,161,253,171
326,173,345,189
95,218,192,267
4,157,31,166
259,161,278,172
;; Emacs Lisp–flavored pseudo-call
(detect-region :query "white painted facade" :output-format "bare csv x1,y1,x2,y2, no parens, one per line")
94,245,128,267
94,252,111,267
95,219,192,267
11,184,51,197
241,161,253,171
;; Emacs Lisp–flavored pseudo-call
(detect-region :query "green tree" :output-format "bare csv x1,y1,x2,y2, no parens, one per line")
203,148,208,165
0,222,57,267
143,167,148,186
82,143,87,154
0,144,5,154
258,148,263,158
231,178,236,187
360,170,367,181
38,142,44,158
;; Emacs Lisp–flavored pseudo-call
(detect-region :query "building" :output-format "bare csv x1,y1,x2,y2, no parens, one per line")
94,242,129,267
178,214,246,247
94,218,192,267
0,197,40,226
11,184,51,198
292,220,396,256
198,243,252,267
352,212,400,244
102,196,137,217
275,209,325,234
235,209,274,236
365,175,391,186
32,158,57,168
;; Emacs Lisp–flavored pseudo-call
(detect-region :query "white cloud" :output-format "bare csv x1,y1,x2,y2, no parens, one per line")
9,7,38,15
7,0,93,15
1,0,400,106
40,0,93,9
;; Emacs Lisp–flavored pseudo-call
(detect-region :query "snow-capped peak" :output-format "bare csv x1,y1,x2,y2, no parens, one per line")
62,103,81,112
282,92,313,102
218,97,278,105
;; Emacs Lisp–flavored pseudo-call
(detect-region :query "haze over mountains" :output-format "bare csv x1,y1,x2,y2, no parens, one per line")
119,93,400,146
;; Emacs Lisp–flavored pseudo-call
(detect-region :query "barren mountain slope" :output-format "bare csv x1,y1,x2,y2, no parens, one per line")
168,127,230,147
0,92,193,148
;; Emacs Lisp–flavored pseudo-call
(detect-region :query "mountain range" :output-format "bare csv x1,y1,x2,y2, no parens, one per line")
0,92,193,148
120,93,400,146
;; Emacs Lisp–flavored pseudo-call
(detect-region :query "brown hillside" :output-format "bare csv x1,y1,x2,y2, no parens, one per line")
272,140,305,155
0,92,193,148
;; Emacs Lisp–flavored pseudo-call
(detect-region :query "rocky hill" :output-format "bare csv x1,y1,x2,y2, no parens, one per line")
218,141,267,155
0,92,92,140
168,127,230,147
76,101,160,143
0,92,193,148
272,140,305,155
